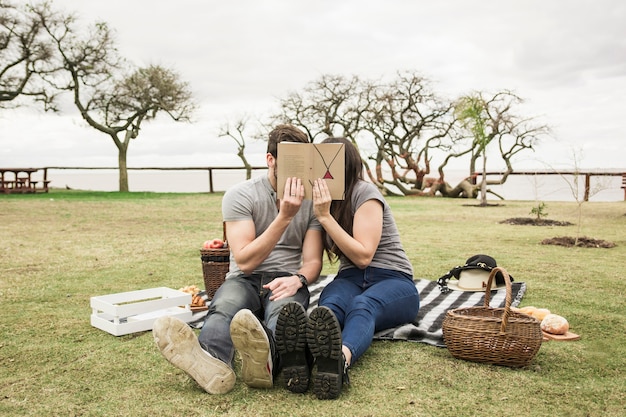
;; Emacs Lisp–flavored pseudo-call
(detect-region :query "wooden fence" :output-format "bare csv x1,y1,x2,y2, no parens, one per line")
42,166,267,193
12,166,625,201
472,170,626,201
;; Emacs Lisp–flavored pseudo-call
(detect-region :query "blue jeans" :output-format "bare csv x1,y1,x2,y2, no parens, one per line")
318,266,420,364
198,272,310,367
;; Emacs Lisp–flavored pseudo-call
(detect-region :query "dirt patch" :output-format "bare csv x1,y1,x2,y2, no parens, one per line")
541,236,616,248
463,203,505,207
501,218,615,248
500,217,573,226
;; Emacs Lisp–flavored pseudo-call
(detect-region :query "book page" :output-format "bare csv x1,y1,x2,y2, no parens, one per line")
277,142,345,200
277,143,310,198
310,143,345,200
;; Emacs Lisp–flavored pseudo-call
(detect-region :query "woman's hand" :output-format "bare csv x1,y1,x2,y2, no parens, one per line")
312,178,332,220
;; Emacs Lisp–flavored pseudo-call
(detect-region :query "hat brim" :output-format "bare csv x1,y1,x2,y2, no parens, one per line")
447,269,507,292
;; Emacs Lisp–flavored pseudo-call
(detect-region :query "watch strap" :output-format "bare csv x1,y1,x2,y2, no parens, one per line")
296,273,308,287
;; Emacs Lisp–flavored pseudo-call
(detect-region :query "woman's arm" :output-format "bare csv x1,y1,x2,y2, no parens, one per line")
313,179,383,269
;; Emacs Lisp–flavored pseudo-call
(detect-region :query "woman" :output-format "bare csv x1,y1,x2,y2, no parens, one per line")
307,137,420,399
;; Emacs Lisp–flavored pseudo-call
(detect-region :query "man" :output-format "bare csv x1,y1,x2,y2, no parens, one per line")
153,124,323,395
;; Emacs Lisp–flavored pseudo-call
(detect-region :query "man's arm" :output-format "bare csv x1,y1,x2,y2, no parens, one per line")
297,228,324,285
265,227,323,301
226,178,305,275
225,218,288,275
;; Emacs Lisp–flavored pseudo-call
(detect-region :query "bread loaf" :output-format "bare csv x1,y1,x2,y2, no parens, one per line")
191,294,205,307
179,285,205,307
541,314,569,335
517,306,551,320
179,285,201,295
533,308,552,321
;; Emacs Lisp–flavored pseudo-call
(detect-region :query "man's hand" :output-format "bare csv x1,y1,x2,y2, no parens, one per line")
279,177,305,218
263,275,302,301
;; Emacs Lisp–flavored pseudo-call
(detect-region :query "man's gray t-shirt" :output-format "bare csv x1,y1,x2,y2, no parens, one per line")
221,175,321,279
336,180,413,276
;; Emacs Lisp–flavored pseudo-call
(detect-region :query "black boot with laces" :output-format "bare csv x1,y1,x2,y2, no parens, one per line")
307,306,349,400
276,302,311,393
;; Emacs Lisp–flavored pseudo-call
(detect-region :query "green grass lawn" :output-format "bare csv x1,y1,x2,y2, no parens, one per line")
1,191,624,416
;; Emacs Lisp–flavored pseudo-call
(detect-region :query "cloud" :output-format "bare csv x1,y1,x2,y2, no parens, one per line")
2,0,624,170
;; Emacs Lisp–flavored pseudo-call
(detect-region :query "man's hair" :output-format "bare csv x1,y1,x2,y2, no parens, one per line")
267,124,309,157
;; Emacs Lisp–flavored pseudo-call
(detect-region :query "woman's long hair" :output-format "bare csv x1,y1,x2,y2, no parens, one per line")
320,137,364,262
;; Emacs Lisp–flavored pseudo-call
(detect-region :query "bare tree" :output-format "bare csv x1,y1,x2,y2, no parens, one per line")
360,71,456,196
271,73,382,184
272,74,548,199
34,3,195,191
273,71,457,196
218,116,254,179
557,149,611,245
0,0,61,109
271,74,369,142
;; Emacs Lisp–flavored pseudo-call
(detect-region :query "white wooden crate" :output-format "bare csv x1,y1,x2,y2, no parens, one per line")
90,287,192,336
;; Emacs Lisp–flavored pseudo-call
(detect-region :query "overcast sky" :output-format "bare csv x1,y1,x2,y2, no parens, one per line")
2,0,625,170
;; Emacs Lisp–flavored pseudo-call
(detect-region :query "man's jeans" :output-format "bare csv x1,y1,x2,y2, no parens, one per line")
198,272,310,367
318,266,420,364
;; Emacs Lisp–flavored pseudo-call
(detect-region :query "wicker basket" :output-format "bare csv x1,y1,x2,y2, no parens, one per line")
200,224,230,300
442,266,543,368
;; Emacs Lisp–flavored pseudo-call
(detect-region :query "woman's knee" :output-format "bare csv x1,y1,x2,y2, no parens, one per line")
347,294,378,317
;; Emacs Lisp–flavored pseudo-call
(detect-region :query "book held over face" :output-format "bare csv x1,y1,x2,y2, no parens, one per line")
277,142,345,200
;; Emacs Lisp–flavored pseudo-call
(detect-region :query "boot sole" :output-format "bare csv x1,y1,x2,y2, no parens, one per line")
276,302,309,393
306,306,343,400
153,316,235,394
230,309,273,389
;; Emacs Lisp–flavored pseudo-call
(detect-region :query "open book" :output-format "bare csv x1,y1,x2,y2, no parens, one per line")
277,142,345,200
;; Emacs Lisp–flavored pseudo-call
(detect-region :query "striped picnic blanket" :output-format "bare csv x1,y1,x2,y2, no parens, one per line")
190,274,526,348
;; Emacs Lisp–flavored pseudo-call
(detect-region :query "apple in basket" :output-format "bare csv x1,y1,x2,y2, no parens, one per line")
203,239,224,249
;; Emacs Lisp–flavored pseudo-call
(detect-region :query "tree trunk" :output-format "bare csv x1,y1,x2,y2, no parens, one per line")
118,147,129,192
438,179,479,198
480,152,487,205
117,131,130,192
416,178,479,198
237,149,252,180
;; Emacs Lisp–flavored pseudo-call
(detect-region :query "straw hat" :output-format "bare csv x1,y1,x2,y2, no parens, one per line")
447,269,500,292
438,254,513,293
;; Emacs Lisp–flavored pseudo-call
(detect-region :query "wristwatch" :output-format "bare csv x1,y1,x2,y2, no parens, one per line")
296,273,308,287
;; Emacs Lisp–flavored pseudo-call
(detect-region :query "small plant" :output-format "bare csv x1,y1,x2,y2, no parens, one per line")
530,202,548,220
558,148,610,245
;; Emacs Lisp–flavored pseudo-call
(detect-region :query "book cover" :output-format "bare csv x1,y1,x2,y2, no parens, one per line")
277,142,345,200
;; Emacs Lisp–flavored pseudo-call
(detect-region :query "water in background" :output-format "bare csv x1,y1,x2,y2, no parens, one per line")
48,168,624,202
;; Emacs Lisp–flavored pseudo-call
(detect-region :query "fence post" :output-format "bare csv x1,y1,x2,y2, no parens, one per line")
208,168,214,193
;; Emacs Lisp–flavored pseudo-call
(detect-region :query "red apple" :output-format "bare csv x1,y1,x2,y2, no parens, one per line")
208,238,224,249
202,240,212,249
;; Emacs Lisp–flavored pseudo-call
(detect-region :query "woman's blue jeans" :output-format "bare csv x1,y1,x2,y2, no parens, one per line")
198,272,310,367
318,266,420,364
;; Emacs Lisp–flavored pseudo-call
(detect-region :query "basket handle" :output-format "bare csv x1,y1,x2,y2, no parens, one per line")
483,266,513,333
222,221,229,248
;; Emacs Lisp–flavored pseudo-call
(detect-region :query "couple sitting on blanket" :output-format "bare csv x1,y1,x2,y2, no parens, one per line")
153,125,420,399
